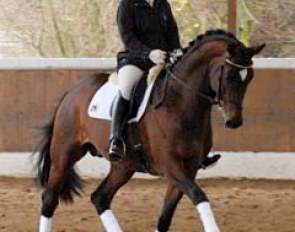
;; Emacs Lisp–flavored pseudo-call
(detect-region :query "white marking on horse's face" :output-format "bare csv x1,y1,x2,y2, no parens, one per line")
239,69,248,81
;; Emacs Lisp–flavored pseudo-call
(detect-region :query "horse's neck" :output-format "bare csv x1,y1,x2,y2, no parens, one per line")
173,55,212,105
165,60,213,136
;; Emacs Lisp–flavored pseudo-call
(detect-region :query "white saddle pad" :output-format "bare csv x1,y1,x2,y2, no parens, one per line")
88,80,156,123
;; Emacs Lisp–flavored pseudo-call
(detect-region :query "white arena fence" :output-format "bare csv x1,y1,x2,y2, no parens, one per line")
0,58,294,70
0,58,294,180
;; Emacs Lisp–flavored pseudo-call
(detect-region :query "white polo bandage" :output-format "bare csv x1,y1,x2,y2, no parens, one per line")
100,210,123,232
196,202,220,232
39,216,52,232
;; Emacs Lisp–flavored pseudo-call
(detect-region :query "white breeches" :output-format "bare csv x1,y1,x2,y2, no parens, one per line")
118,65,144,100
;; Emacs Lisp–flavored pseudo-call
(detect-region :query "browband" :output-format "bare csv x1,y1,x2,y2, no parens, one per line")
225,58,252,69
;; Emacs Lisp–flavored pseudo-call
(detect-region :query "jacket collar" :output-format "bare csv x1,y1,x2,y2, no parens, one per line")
134,0,163,7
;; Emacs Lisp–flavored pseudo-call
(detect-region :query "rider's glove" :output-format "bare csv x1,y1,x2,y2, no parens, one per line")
149,49,167,65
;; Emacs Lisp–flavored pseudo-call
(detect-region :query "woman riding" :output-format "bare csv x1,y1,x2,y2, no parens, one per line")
109,0,182,159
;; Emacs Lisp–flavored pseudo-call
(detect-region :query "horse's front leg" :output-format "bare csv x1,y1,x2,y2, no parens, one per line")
155,183,183,232
169,167,220,232
91,161,134,232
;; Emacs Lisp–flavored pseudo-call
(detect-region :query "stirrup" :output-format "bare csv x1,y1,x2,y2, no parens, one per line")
108,138,126,160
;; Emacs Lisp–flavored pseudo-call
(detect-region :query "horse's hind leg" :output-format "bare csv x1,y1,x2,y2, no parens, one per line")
39,142,85,232
91,161,134,232
155,183,183,232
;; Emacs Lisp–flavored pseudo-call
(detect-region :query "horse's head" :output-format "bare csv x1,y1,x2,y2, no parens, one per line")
210,42,265,129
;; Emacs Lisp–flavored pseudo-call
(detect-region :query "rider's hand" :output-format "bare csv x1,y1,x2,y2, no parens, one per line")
149,49,167,65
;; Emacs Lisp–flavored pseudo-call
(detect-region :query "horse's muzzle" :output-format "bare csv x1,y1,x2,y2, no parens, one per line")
224,109,243,129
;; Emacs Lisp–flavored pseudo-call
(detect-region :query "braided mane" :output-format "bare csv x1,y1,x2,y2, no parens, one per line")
183,29,243,54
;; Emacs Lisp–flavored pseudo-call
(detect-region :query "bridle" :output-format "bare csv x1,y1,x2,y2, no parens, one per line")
225,58,253,69
214,58,253,107
168,57,253,107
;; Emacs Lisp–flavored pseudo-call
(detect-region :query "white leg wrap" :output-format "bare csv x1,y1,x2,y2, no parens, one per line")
196,202,220,232
39,216,52,232
100,210,123,232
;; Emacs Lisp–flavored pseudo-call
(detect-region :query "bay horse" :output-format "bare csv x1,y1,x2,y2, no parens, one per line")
34,30,265,232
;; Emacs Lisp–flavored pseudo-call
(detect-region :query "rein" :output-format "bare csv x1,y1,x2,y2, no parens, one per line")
167,69,220,105
168,58,252,106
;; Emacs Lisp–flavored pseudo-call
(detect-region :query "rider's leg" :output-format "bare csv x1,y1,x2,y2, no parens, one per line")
109,65,144,159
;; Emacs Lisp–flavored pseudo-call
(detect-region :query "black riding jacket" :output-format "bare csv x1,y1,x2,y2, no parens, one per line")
117,0,181,69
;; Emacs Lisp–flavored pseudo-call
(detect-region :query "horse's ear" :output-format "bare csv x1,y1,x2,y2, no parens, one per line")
248,43,266,57
227,43,237,56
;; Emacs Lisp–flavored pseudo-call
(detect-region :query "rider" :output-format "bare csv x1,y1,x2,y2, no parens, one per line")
109,0,221,168
109,0,181,159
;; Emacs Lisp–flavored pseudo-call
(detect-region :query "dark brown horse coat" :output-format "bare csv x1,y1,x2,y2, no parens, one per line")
35,30,265,232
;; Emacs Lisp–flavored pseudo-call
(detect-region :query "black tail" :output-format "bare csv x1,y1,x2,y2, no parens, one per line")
34,119,54,188
33,94,84,203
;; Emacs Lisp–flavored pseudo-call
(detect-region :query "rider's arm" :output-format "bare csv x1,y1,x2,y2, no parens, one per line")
117,0,151,59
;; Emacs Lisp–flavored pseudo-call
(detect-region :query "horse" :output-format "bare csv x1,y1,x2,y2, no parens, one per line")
34,29,265,232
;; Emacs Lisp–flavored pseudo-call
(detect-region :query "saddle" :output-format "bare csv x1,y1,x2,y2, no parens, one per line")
88,64,168,123
108,64,168,121
129,65,168,119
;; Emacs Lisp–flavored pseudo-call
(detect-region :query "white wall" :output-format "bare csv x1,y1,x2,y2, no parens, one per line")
0,58,294,70
1,152,294,180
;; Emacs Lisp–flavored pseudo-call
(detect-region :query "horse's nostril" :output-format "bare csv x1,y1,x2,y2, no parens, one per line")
225,119,243,128
225,120,233,128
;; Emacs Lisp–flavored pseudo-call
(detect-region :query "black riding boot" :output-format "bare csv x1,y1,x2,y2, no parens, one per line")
109,93,130,159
